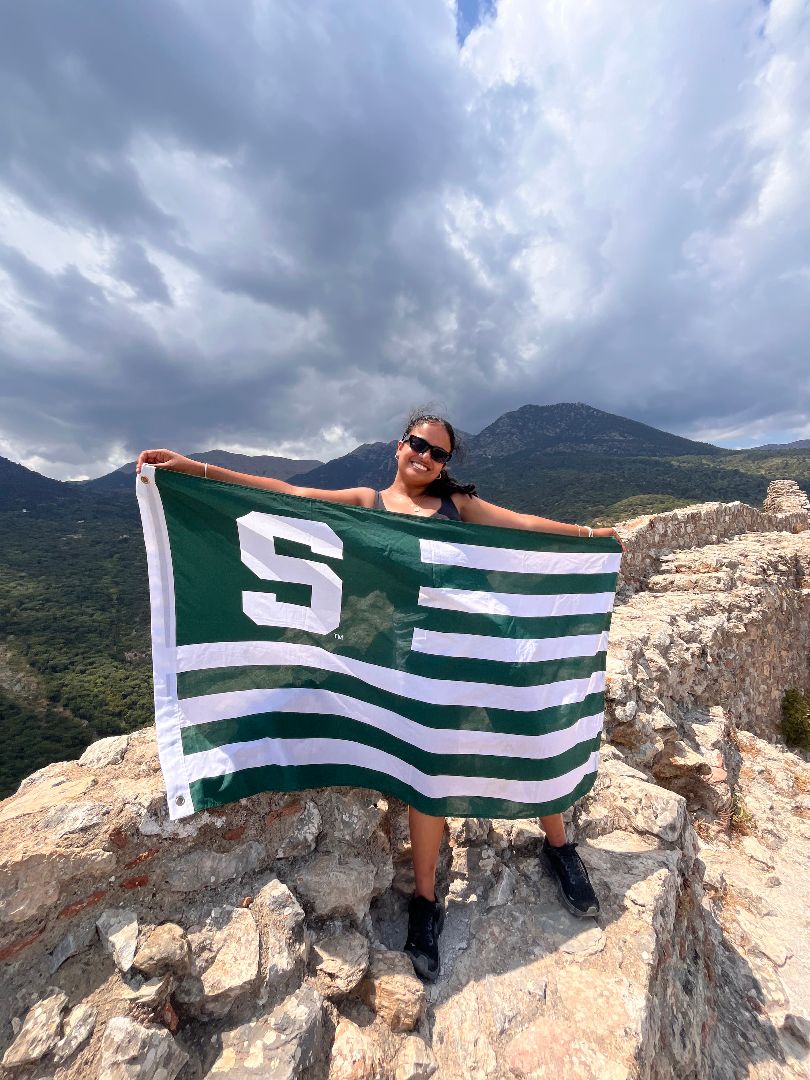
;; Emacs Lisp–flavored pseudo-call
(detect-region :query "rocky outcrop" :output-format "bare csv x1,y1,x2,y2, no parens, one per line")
0,484,808,1078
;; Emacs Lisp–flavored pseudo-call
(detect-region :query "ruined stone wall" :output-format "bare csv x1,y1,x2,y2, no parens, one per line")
1,481,808,1079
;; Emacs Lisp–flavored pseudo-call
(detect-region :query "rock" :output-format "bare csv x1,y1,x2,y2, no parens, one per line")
740,835,774,869
782,1013,810,1048
206,985,325,1078
133,922,192,978
1,989,67,1068
395,1035,438,1080
291,853,376,922
121,973,174,1009
48,921,96,973
52,1003,97,1064
0,849,115,926
274,799,322,859
42,801,109,837
79,734,130,769
96,908,139,973
166,841,267,892
357,948,425,1032
97,1016,188,1080
181,905,260,1019
560,925,607,958
487,865,517,908
262,922,297,988
252,876,307,936
251,876,307,983
503,1016,631,1079
309,930,369,999
328,1017,384,1080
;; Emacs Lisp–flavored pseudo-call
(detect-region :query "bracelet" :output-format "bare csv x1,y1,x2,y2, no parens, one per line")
577,525,593,538
204,463,208,479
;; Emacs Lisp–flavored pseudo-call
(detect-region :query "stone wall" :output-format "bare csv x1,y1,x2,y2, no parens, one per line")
0,481,808,1079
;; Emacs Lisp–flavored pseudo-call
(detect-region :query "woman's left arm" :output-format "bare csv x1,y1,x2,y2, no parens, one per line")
457,494,625,550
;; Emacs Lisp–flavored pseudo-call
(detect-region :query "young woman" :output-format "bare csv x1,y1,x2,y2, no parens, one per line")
136,409,624,982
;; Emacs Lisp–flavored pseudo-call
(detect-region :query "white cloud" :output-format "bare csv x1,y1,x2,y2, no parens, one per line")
0,0,807,478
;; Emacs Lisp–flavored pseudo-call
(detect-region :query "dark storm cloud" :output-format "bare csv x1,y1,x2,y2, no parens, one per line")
0,0,808,478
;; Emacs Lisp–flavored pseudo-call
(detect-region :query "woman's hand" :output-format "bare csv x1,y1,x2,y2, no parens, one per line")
136,449,202,477
593,526,625,552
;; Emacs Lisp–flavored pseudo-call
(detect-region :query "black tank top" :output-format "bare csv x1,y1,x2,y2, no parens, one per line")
373,489,461,521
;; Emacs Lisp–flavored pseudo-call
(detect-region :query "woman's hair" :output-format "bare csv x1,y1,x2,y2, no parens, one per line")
401,407,478,498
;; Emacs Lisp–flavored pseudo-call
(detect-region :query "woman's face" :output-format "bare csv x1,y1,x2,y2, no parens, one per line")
396,420,453,484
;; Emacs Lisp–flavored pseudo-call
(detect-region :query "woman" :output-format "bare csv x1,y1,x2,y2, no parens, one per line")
136,409,624,982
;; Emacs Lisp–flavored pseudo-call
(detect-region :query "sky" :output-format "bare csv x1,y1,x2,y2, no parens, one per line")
1,0,808,480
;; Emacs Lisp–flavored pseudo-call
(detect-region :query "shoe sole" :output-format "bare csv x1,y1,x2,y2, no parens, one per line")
541,851,600,918
405,907,446,982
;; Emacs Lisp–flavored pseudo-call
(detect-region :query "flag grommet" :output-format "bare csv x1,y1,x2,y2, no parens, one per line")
140,475,150,483
175,795,185,807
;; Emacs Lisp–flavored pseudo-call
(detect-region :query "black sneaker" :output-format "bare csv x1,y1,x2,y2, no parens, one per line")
541,837,600,917
404,893,445,982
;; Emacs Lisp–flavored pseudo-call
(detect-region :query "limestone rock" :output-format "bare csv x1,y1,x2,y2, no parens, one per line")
0,849,115,926
395,1035,438,1080
78,734,130,769
309,929,369,999
252,876,307,936
121,973,174,1009
166,840,267,892
1,989,67,1068
328,1016,384,1080
206,985,324,1078
357,948,424,1032
180,905,260,1019
96,908,139,973
503,1016,631,1079
48,920,96,973
97,1016,188,1080
42,801,109,837
782,1013,810,1048
291,853,376,922
133,922,192,978
52,1002,97,1064
274,799,322,859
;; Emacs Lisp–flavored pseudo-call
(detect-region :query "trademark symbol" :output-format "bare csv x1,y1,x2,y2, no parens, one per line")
334,633,344,640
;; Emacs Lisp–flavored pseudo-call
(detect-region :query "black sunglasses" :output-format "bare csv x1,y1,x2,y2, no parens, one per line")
401,433,452,465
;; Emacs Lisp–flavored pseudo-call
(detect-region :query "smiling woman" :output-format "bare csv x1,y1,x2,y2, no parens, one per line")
136,405,623,981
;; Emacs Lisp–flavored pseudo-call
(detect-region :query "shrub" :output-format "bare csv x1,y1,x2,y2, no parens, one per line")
781,687,810,751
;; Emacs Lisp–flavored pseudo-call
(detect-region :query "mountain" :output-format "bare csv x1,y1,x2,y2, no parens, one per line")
752,439,810,451
467,402,723,461
82,450,324,493
0,457,77,511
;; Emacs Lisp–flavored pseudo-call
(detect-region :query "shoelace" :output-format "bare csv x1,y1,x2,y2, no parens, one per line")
408,899,438,953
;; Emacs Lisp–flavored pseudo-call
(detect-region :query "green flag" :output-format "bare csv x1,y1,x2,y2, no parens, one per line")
136,465,621,821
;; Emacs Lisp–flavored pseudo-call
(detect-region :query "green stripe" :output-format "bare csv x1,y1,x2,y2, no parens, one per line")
177,667,605,735
181,714,600,781
417,610,614,638
406,650,605,686
432,567,618,595
188,759,600,820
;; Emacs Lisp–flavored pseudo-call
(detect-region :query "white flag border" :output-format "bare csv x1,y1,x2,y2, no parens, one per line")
135,464,194,819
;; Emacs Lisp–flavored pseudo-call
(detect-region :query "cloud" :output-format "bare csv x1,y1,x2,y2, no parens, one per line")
0,0,807,479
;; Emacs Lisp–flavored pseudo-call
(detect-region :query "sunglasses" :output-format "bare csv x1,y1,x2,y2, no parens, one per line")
401,433,452,465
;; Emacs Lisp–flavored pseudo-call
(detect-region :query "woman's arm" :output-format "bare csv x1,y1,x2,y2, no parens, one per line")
457,493,624,547
135,449,375,507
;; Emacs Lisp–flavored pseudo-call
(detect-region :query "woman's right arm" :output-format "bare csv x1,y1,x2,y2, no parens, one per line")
135,449,375,507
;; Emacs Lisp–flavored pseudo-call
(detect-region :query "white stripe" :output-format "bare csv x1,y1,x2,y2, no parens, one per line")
179,686,604,760
417,587,616,617
176,640,605,712
411,629,609,663
183,737,600,803
420,539,622,576
135,464,193,819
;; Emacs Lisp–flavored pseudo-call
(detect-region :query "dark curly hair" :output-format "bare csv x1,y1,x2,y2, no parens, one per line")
401,407,478,499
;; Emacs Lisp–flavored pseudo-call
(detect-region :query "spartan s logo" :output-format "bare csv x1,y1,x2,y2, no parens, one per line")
236,512,344,634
